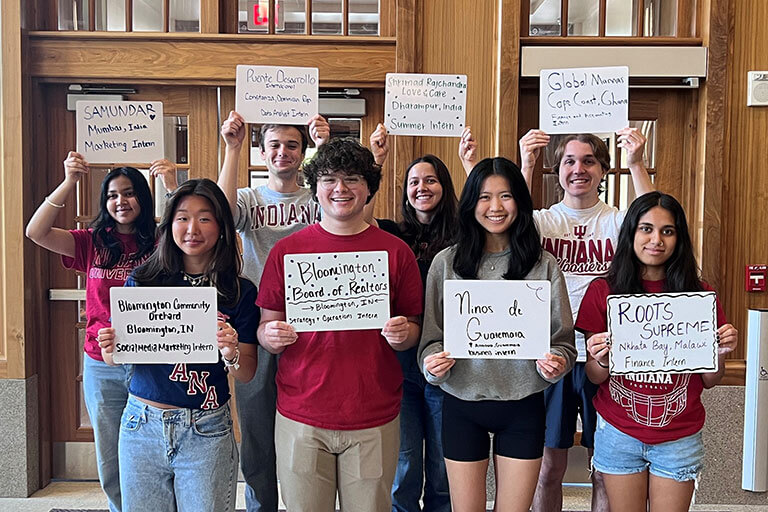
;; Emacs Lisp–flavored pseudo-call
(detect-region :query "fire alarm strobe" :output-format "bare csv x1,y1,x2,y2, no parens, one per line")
746,265,768,292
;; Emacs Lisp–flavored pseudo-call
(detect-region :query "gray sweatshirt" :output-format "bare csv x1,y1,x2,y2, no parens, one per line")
417,245,576,401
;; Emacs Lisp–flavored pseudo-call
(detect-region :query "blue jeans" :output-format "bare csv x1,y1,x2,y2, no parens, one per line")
234,345,278,512
391,353,450,512
118,395,239,512
82,354,132,512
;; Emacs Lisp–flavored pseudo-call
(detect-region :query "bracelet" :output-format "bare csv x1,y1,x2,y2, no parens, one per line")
223,348,241,371
596,360,609,369
45,196,65,209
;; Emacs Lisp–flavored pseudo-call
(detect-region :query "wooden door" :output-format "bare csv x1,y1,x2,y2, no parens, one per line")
36,83,218,479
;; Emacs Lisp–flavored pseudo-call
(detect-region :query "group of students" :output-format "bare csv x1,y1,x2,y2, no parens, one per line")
25,110,738,512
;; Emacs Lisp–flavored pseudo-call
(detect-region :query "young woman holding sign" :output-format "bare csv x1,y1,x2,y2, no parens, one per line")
25,152,176,512
98,178,259,512
577,192,738,512
417,157,576,512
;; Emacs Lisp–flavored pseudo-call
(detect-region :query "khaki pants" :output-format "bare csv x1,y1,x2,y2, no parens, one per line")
275,412,400,512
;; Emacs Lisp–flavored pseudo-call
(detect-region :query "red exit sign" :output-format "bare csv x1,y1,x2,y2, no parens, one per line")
248,1,284,30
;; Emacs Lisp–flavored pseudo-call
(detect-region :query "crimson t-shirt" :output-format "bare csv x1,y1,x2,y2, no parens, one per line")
575,278,726,444
257,224,423,430
62,229,148,361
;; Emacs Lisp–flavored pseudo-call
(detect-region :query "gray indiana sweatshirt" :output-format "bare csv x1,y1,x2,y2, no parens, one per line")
417,245,577,401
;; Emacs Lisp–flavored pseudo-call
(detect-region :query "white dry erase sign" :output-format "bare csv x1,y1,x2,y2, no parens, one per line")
110,287,218,364
235,65,319,124
284,251,390,332
539,66,629,134
385,73,468,137
607,291,718,375
444,280,551,359
76,101,164,164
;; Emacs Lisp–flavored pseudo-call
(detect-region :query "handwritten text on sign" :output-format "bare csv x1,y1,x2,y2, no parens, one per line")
607,292,718,375
444,280,551,359
385,73,468,137
77,101,164,164
284,251,390,332
110,287,218,364
539,66,629,134
236,65,319,124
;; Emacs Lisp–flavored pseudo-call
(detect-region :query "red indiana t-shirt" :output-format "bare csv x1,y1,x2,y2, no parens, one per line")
62,229,147,361
257,224,423,430
576,278,726,444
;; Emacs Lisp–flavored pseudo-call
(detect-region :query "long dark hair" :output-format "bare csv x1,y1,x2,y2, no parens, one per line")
453,157,541,279
606,192,702,294
90,167,155,269
399,155,458,262
132,179,242,307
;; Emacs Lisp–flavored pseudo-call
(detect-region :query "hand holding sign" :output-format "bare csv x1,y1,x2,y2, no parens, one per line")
716,323,738,355
458,126,478,175
369,123,390,165
586,332,611,368
518,129,550,172
216,321,239,361
424,351,455,378
259,319,298,354
309,114,331,147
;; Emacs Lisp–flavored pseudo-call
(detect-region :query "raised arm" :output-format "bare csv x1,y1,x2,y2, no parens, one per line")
518,129,550,193
25,151,86,258
363,123,390,224
217,111,246,219
458,126,478,175
617,127,654,196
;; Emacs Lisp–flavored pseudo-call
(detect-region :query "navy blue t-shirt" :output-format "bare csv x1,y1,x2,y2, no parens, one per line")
126,274,259,409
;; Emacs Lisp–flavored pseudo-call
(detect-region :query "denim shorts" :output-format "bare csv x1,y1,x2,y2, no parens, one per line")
592,413,703,482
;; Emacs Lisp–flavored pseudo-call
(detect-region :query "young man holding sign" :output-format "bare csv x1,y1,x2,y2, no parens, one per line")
218,111,329,512
257,138,423,512
518,128,654,512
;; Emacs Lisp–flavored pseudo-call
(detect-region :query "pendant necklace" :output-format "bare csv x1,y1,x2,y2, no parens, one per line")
182,271,209,287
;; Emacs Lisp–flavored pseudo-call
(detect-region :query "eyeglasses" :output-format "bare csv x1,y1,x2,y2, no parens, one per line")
317,175,365,189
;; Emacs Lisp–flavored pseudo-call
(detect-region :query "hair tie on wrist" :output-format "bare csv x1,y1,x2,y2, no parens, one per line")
45,196,65,209
596,360,609,369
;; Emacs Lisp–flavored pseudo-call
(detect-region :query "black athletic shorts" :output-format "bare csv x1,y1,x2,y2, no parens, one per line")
441,391,546,461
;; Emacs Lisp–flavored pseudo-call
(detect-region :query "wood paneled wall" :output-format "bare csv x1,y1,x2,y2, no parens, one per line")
388,0,519,213
0,0,30,379
720,0,768,361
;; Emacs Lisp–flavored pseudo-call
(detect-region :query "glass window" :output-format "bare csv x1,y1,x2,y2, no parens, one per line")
240,0,268,33
133,0,164,32
529,0,561,36
280,0,308,34
169,0,200,32
605,0,638,36
312,0,342,35
643,0,677,36
59,0,89,30
349,0,379,36
568,0,599,36
240,0,305,33
94,0,126,31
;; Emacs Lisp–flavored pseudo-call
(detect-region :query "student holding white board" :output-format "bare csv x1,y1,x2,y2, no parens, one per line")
418,158,576,512
25,152,176,512
577,192,738,512
97,179,260,512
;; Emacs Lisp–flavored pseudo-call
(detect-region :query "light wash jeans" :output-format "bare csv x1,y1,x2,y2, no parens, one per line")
234,345,279,512
118,395,239,512
82,354,132,512
391,349,451,512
